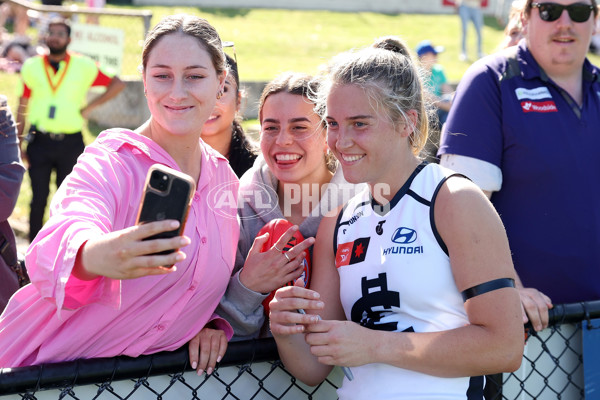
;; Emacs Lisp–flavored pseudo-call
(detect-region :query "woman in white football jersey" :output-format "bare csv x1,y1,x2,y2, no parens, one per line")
268,36,524,399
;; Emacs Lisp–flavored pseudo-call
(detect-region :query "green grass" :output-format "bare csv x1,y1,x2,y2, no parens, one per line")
120,7,508,82
5,5,599,104
1,7,510,109
3,5,600,227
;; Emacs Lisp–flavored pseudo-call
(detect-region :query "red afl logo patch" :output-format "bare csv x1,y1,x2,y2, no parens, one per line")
336,242,353,267
521,100,557,113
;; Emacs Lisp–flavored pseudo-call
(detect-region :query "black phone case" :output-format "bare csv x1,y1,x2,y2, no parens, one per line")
137,166,195,255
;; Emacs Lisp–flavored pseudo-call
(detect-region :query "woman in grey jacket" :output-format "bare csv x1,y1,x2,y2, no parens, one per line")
217,72,363,340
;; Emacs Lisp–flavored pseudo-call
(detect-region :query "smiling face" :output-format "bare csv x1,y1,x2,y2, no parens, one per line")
260,91,329,185
143,32,225,138
326,84,417,193
523,0,598,77
201,74,240,140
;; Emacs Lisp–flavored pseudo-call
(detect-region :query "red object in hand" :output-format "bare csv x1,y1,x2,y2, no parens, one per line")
258,218,311,315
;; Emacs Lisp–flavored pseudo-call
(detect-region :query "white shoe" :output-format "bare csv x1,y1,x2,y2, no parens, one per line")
459,53,468,62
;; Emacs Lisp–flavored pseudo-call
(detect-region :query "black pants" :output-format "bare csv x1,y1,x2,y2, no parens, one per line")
26,131,84,242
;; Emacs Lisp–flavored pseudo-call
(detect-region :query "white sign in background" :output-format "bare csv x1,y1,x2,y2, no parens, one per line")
69,23,124,75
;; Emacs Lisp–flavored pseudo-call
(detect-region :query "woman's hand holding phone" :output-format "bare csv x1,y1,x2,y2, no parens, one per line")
72,164,196,281
73,220,191,280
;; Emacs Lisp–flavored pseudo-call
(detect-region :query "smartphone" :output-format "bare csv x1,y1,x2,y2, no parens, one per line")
135,164,196,255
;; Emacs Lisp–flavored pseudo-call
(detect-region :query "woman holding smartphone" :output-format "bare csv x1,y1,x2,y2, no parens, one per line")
217,72,364,340
0,15,238,376
268,37,524,399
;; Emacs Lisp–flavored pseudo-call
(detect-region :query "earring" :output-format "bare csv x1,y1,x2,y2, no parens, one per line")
217,90,223,99
143,89,147,97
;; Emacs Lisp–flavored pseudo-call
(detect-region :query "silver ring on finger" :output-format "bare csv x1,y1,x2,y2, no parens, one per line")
284,252,291,262
274,244,283,252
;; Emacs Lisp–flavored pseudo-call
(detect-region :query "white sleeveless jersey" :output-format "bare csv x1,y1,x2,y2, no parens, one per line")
334,163,484,400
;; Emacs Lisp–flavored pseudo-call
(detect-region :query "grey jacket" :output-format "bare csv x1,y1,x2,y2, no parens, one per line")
217,156,364,340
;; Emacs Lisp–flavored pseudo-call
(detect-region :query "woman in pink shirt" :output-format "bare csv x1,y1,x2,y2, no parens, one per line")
0,15,239,376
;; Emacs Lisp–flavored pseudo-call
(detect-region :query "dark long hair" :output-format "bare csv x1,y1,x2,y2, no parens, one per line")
225,53,258,177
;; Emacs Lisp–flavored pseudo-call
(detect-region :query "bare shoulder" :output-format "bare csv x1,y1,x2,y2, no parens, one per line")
434,175,496,225
434,174,514,288
316,204,343,239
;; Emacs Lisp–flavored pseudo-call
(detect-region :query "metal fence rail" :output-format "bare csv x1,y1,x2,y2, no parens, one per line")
1,301,599,400
485,301,600,400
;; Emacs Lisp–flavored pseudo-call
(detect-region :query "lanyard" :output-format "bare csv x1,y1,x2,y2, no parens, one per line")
43,53,71,94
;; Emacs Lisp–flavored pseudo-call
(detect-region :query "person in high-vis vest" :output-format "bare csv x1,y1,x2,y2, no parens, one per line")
16,17,124,242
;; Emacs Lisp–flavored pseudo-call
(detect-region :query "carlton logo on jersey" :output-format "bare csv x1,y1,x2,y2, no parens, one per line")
383,226,423,256
336,237,370,268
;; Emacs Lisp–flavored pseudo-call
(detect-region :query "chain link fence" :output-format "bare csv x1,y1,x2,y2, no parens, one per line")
1,301,599,400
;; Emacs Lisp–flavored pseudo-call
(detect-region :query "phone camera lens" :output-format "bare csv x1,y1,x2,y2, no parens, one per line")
150,171,169,192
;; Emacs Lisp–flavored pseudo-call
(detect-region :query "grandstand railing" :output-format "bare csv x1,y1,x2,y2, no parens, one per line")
1,300,599,400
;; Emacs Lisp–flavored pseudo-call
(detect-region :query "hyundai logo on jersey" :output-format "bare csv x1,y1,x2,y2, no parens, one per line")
391,227,417,244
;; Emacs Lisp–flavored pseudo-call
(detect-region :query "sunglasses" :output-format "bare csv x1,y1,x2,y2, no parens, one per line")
222,41,237,65
531,2,595,23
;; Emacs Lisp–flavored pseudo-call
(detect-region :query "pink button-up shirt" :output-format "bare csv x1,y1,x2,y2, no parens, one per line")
0,129,239,367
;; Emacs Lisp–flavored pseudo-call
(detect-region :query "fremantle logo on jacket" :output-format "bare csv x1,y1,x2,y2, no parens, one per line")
515,86,557,113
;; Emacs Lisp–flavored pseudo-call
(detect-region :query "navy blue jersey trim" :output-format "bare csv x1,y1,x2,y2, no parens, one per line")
406,189,431,207
338,200,370,227
467,375,485,399
370,161,427,216
337,201,370,230
333,203,349,257
429,173,469,257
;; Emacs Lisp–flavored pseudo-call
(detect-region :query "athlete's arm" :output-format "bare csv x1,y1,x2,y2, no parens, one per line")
440,154,553,330
375,176,523,376
270,208,345,386
306,177,524,378
278,179,523,379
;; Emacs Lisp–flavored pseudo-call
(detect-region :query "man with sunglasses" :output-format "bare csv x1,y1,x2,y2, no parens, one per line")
438,0,599,333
